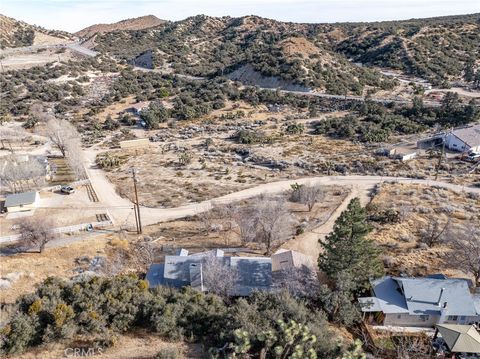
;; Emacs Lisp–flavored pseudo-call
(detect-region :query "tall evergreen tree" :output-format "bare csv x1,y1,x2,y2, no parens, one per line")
318,198,383,292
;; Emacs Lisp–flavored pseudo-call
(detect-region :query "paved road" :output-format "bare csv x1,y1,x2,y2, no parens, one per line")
66,43,98,57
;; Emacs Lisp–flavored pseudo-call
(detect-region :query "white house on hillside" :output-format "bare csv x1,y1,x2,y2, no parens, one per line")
445,124,480,153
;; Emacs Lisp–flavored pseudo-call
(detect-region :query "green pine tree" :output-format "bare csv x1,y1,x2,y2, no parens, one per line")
318,198,383,292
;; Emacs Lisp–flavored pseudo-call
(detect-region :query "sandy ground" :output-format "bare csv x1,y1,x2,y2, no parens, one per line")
0,187,103,236
9,331,198,359
32,31,69,46
0,234,107,303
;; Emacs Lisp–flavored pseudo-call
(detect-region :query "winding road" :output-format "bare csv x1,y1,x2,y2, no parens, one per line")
83,148,480,230
81,149,479,256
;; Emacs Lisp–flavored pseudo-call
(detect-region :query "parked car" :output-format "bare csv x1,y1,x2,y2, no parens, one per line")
466,152,480,162
61,185,75,194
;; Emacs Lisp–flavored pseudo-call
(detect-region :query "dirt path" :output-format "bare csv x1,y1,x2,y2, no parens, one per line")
282,184,372,258
425,87,480,98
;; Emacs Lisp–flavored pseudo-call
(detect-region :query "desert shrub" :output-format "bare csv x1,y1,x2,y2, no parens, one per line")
231,130,272,144
368,208,401,224
121,113,137,126
157,347,184,359
96,152,123,169
140,101,170,129
285,122,305,135
1,275,353,358
22,117,38,129
103,116,120,130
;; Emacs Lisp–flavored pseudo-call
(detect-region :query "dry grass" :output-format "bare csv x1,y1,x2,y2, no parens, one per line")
12,330,199,359
368,182,480,279
0,234,109,303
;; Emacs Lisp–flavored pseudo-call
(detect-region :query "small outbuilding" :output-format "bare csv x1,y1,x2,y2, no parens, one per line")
4,191,40,213
434,324,480,355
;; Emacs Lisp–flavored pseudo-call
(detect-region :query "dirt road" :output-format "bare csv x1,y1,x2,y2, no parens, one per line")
82,147,480,232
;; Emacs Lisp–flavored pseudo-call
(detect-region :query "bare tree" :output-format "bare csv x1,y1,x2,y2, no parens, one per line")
17,216,57,253
0,127,31,150
29,103,54,123
231,205,258,245
101,245,131,276
447,223,480,286
65,135,86,179
130,238,158,272
298,183,325,211
273,266,319,297
1,155,46,193
202,253,239,297
45,118,85,179
45,118,78,158
197,207,218,235
253,196,295,254
208,203,237,246
419,216,451,247
393,334,433,359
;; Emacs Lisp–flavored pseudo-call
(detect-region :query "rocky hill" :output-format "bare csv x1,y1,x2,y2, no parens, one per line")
0,14,72,49
336,14,480,86
75,15,165,39
93,13,479,94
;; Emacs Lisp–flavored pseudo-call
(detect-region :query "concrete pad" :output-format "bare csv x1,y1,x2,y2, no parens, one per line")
6,210,35,220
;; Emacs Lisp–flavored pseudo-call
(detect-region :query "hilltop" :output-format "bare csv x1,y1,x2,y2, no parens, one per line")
75,15,166,39
92,13,480,93
0,14,72,48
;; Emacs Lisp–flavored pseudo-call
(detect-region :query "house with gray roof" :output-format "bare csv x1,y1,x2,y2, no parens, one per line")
146,248,273,296
359,276,480,328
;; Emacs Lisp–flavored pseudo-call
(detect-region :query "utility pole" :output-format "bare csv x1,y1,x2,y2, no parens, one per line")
435,130,448,181
131,168,142,234
133,205,139,234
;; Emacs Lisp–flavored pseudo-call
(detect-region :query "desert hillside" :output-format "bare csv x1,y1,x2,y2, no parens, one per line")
75,15,166,39
0,14,72,48
93,13,480,93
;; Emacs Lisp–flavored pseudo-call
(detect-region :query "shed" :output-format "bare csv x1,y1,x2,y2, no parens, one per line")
435,324,480,354
5,191,40,213
271,249,315,272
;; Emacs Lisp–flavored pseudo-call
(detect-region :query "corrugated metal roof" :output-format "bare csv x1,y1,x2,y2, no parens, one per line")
271,249,315,272
145,263,165,287
5,191,38,207
230,257,272,296
451,124,480,147
358,297,383,312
